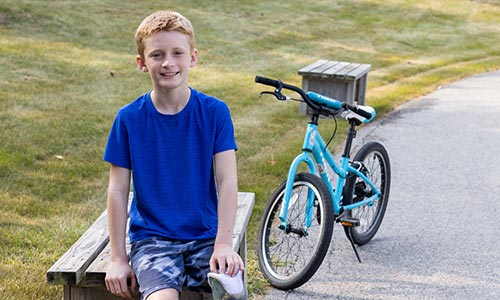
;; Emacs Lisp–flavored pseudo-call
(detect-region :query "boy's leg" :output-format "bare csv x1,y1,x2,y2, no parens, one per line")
145,288,179,300
130,237,188,300
183,238,215,291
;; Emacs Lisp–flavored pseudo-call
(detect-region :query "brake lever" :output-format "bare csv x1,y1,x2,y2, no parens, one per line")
259,91,289,101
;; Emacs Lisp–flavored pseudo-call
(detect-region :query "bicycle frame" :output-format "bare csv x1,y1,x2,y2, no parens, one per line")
279,119,382,229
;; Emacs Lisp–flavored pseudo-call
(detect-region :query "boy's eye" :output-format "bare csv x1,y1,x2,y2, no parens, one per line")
150,52,163,58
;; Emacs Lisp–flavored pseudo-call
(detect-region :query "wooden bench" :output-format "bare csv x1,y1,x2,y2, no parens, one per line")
47,192,255,300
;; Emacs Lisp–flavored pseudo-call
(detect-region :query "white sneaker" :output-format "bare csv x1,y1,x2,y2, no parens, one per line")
207,270,247,300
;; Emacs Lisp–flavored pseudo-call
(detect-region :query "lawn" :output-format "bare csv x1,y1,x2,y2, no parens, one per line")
1,0,499,299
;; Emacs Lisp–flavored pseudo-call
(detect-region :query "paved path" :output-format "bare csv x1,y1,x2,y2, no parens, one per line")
263,71,500,300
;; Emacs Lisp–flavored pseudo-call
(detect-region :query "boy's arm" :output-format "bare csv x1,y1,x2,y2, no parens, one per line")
210,149,244,276
105,164,137,298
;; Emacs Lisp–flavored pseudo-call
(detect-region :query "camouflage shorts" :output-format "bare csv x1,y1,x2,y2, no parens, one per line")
130,237,215,299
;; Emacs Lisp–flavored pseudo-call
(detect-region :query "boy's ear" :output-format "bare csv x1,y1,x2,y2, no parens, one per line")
190,48,199,68
136,55,148,72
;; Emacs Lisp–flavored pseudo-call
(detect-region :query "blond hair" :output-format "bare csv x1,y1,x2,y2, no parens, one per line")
135,11,195,59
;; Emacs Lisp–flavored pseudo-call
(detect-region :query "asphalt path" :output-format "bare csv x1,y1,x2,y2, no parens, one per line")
262,71,500,300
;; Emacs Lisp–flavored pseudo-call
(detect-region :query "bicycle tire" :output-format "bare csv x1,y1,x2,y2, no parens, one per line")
342,142,391,245
258,173,334,290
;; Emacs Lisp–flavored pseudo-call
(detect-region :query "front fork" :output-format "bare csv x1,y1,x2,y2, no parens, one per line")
279,152,317,232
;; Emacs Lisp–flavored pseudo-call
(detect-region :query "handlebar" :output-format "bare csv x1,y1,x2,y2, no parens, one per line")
255,75,375,122
255,75,324,114
254,76,281,89
255,76,308,101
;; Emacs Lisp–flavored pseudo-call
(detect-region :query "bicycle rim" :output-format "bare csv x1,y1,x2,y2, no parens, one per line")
344,142,391,245
258,173,334,290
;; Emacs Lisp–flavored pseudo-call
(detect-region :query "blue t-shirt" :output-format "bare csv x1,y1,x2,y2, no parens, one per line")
103,88,237,243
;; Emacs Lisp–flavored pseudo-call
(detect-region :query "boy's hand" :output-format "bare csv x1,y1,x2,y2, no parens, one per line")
210,243,245,277
105,260,138,299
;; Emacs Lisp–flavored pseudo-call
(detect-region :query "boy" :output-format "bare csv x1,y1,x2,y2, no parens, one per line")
103,11,244,300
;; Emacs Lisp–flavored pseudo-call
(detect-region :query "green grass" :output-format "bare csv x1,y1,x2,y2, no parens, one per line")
1,0,499,299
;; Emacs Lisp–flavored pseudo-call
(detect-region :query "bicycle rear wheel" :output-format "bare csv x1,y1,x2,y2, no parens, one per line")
343,142,391,245
258,173,334,290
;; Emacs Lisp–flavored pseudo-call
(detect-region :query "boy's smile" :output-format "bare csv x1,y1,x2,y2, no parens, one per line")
160,71,180,77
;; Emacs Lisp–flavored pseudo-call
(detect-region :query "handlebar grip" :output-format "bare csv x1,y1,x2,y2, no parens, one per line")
255,76,281,88
352,106,371,119
351,105,376,121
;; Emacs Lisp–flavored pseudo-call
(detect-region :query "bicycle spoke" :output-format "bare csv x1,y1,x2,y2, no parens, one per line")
258,173,334,289
343,142,391,245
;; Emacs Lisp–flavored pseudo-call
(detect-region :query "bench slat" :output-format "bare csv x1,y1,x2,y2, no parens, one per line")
46,210,109,285
346,64,371,78
232,192,255,251
298,59,328,74
320,61,350,77
47,193,133,285
299,60,371,80
308,60,339,75
331,63,361,78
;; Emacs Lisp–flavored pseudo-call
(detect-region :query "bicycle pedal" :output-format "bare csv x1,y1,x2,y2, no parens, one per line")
339,217,360,227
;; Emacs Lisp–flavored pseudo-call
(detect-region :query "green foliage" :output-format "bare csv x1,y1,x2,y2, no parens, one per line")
1,0,500,299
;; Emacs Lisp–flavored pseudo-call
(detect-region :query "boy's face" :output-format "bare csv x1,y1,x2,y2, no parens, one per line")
137,31,197,93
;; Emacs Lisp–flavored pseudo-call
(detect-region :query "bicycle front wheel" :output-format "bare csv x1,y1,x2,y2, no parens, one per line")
343,142,391,245
258,173,334,290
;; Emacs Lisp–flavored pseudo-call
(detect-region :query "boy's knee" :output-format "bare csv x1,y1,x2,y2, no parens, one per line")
146,288,179,300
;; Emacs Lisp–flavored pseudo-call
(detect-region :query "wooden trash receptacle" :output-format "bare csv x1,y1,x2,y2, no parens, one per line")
298,60,371,114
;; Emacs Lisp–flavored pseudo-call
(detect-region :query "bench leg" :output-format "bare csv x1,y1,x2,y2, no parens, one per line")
238,232,248,292
180,288,212,300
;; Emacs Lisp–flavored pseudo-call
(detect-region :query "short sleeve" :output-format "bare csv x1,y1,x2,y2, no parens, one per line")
214,101,237,154
103,112,132,169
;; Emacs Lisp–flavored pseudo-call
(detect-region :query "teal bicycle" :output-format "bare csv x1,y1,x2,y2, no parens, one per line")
255,76,391,290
